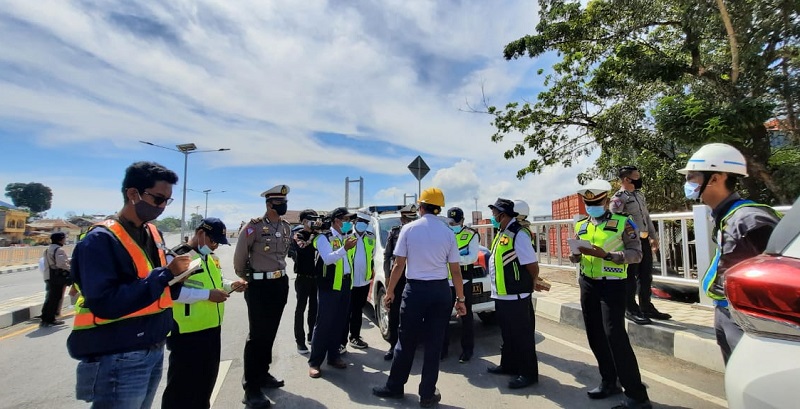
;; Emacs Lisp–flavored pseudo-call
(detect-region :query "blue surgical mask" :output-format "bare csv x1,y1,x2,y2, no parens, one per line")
684,181,701,200
490,216,501,229
355,221,368,233
450,225,463,233
341,221,352,234
198,236,212,256
586,206,606,218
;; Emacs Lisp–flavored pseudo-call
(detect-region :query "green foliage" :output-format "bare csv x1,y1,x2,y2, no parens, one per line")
490,0,800,206
4,182,53,213
152,217,181,232
188,213,203,231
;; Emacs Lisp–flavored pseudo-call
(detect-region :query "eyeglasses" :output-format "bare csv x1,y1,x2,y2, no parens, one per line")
143,191,174,206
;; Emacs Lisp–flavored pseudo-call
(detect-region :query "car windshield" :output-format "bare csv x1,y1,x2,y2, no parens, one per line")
766,196,800,256
377,215,402,245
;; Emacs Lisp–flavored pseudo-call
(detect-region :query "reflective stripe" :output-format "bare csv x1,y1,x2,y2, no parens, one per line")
73,220,171,330
314,234,351,291
576,214,628,279
347,234,375,281
173,255,223,334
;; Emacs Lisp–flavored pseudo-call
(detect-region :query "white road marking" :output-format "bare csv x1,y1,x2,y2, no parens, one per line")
541,332,729,408
210,359,232,407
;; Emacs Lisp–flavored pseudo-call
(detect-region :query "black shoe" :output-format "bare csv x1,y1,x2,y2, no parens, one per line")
508,375,538,389
458,352,472,363
39,321,52,328
242,390,271,408
612,395,653,409
384,350,394,361
349,337,369,349
642,308,672,320
487,365,514,375
625,311,652,325
263,373,285,388
419,389,441,407
372,385,403,399
51,319,65,325
297,343,310,354
587,383,623,400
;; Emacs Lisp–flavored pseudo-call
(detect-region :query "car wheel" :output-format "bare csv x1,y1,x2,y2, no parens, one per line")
478,311,496,325
376,287,390,341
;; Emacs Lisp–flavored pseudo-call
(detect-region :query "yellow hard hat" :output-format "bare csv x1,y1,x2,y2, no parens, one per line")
419,187,445,207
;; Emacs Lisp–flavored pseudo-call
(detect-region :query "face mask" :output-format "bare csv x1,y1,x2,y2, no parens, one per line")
450,225,463,233
271,202,288,216
198,236,213,256
684,181,701,200
631,178,643,190
341,221,352,234
490,215,501,229
135,193,165,222
586,206,606,218
355,221,368,233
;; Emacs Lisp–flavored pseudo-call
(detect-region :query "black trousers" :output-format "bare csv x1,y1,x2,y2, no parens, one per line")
309,276,351,367
495,297,538,378
162,326,221,409
294,275,318,345
41,274,68,323
579,275,648,402
242,275,289,392
626,238,654,313
386,279,451,399
442,282,474,355
342,284,370,344
387,275,406,351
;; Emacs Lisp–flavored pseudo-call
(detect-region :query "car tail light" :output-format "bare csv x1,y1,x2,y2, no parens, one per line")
726,255,800,341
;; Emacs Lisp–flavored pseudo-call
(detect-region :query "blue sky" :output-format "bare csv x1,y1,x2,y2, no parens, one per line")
0,0,596,229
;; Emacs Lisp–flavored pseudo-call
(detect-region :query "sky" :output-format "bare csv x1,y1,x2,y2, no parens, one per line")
0,0,597,230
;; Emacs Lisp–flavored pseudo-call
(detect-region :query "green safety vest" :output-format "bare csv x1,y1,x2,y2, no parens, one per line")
575,214,629,279
449,228,477,279
347,232,375,281
490,223,532,295
313,233,353,291
702,200,781,304
172,254,224,334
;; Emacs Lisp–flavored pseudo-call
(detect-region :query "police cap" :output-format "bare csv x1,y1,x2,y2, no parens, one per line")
260,184,290,200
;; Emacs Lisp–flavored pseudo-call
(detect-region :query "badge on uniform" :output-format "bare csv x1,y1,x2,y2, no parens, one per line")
499,235,510,246
624,221,637,239
246,227,254,236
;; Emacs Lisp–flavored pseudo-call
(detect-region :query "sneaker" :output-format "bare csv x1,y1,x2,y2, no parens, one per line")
349,337,368,349
338,344,347,355
297,343,310,354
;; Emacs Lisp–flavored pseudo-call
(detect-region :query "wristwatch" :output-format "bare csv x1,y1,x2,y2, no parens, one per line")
456,297,466,303
603,252,614,261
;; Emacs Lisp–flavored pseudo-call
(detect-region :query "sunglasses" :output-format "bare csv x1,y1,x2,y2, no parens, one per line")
143,191,174,206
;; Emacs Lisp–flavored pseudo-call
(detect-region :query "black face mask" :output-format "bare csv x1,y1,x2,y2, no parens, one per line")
272,202,288,216
630,178,643,190
135,197,165,222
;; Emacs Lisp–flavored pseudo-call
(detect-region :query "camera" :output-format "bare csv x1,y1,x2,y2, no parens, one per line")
304,215,331,232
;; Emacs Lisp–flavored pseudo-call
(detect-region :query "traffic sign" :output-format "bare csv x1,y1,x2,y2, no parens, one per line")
407,155,430,181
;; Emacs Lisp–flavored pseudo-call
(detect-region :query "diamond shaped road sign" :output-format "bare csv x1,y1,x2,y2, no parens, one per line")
407,155,430,181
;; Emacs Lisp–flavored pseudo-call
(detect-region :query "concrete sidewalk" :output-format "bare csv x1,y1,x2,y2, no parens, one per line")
0,264,38,275
535,266,724,373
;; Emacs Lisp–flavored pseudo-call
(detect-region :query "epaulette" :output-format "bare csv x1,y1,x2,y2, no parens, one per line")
250,217,263,224
576,215,590,223
463,226,478,234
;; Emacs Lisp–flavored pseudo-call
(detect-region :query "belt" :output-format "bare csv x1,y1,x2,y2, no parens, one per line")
252,270,285,280
580,273,624,281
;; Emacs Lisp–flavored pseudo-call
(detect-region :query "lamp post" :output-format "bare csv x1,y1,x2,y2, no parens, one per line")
139,141,230,240
189,189,227,218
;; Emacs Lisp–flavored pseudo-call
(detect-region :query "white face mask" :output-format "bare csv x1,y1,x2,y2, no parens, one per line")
684,181,701,200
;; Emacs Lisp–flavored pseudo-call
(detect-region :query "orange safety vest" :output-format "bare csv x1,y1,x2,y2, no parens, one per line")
73,220,172,330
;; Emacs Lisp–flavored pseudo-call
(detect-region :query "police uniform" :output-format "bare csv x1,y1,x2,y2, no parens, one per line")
570,181,650,407
442,207,479,362
704,193,780,363
235,185,292,404
610,188,660,319
341,218,376,349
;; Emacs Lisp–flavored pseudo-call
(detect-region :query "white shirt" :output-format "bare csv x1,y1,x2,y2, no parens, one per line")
449,227,479,286
489,220,538,300
315,229,351,275
351,231,375,287
394,214,460,280
175,254,237,304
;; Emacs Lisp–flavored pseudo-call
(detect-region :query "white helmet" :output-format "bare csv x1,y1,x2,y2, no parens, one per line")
577,179,612,201
514,200,530,219
355,211,371,222
678,143,748,176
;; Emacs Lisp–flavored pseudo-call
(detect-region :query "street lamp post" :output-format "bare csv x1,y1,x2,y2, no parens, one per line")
139,141,230,240
189,189,227,218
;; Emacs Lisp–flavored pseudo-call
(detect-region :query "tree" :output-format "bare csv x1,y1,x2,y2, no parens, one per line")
489,0,800,206
188,213,203,231
4,182,53,213
152,217,182,232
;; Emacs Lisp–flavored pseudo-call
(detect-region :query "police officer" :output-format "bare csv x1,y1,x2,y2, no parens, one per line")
373,188,466,408
569,180,651,409
485,199,540,390
442,207,478,362
235,185,292,409
290,209,321,354
610,166,668,325
382,203,418,361
341,211,376,351
162,218,248,409
679,143,780,364
308,207,357,378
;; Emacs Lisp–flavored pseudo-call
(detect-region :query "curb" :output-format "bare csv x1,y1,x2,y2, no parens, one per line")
532,296,725,373
0,265,38,275
0,303,42,329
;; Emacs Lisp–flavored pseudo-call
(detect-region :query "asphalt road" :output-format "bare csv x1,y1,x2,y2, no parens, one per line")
0,239,728,409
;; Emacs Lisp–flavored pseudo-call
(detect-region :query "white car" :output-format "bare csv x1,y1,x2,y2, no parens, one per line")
724,197,800,409
364,206,496,341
